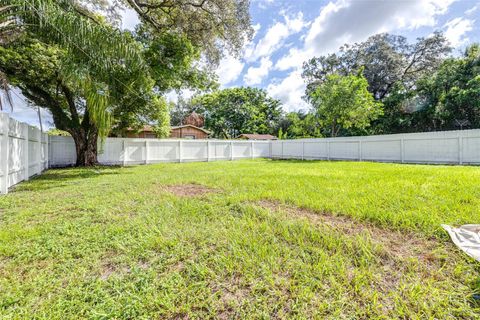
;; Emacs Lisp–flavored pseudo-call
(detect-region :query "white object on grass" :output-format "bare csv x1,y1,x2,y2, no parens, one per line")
442,224,480,262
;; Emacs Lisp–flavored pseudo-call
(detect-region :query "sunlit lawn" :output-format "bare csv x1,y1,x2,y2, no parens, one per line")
1,159,479,318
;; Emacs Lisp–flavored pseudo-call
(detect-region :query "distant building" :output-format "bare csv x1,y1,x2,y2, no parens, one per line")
123,124,209,139
183,111,205,128
237,134,278,140
124,125,157,138
170,125,210,139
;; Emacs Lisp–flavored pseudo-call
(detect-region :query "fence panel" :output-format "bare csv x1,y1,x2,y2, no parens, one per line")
48,136,269,167
271,129,480,164
0,113,48,194
49,136,76,167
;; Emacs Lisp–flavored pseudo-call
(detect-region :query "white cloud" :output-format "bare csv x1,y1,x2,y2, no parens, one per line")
270,0,458,112
215,55,245,86
304,0,455,55
444,17,474,47
465,3,479,15
121,8,140,30
275,47,310,71
165,89,196,104
267,70,309,112
275,0,458,71
245,12,307,61
252,23,262,35
244,57,273,85
256,0,274,10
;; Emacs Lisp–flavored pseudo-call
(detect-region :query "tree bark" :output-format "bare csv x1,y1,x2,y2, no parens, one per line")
71,128,98,166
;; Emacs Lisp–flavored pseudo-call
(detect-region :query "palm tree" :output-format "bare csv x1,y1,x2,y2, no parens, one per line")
0,1,148,165
0,5,17,110
0,0,145,130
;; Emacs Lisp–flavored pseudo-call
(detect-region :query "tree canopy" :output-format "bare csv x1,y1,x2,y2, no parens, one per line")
302,32,451,101
123,0,253,64
0,0,253,165
188,87,282,138
300,32,479,136
308,71,383,137
414,44,480,131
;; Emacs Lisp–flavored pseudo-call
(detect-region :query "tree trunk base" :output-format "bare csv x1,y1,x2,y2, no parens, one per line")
72,130,98,167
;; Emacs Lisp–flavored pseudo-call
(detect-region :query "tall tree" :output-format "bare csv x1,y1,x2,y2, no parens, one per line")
0,36,169,165
302,32,451,134
413,44,480,131
308,71,383,137
0,0,158,165
1,0,252,165
276,111,322,139
123,0,253,64
190,87,283,138
303,33,451,100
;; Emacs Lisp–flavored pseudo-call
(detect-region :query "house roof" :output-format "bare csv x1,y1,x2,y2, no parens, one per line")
237,134,278,140
126,125,154,132
171,124,210,134
127,124,210,134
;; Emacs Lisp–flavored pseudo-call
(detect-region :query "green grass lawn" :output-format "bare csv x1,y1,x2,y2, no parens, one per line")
1,159,480,319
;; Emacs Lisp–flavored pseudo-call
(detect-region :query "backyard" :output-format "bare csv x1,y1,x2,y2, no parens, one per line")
1,159,480,318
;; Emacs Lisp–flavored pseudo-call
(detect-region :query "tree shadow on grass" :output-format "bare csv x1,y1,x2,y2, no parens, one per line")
12,166,131,192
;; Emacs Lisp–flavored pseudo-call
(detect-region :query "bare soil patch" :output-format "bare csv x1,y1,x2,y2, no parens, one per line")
211,274,251,320
255,199,460,314
256,200,441,262
163,184,217,197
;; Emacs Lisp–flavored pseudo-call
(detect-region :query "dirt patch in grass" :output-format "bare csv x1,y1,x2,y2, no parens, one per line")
256,200,441,262
255,199,459,314
211,274,251,320
163,184,218,197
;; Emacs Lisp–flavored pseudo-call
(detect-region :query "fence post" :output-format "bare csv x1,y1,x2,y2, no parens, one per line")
36,128,42,175
458,136,463,165
327,141,330,160
45,134,49,170
23,124,29,180
178,140,183,163
230,141,233,161
0,114,10,194
358,140,362,161
269,141,272,159
123,139,127,166
302,141,305,160
250,141,254,159
207,140,210,162
281,141,284,159
145,140,149,164
400,138,405,164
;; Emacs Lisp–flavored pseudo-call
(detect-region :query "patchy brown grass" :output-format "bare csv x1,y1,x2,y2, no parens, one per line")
256,200,441,262
211,274,251,320
255,199,461,314
163,184,218,197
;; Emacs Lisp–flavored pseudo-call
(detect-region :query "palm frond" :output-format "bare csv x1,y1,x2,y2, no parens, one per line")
2,0,148,138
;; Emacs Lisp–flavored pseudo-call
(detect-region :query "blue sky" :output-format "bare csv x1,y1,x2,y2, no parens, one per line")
3,0,480,129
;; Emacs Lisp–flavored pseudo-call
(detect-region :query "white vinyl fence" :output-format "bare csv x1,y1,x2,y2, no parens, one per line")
2,110,480,194
271,129,480,165
0,113,48,194
48,136,271,167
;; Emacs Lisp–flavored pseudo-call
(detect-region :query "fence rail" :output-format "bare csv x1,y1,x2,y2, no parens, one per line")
2,111,480,194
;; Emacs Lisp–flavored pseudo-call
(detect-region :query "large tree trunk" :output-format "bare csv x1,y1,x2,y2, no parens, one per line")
5,78,102,167
71,128,99,166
